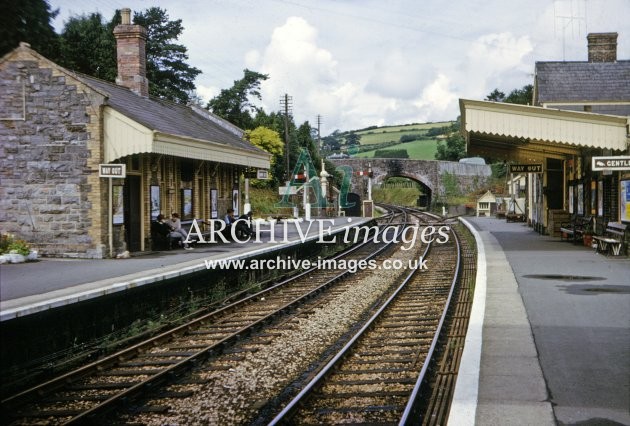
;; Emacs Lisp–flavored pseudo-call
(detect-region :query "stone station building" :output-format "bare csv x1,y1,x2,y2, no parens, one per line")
0,9,270,258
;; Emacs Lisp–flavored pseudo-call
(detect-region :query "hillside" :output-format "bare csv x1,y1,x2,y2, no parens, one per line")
327,121,455,161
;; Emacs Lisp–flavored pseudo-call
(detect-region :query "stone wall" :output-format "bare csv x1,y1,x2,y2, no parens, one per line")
330,158,491,203
0,50,106,258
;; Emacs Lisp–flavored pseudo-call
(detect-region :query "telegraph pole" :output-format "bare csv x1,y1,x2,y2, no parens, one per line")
316,114,322,153
280,94,293,183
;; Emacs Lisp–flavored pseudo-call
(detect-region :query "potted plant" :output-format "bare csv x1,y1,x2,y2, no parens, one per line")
582,223,594,248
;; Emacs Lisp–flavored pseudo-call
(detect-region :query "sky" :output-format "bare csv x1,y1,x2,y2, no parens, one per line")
50,0,630,135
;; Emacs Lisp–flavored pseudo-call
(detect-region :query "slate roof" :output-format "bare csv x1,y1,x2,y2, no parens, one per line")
535,60,630,104
78,74,266,155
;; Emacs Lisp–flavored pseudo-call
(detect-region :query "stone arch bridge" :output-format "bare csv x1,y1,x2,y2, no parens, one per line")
329,158,491,207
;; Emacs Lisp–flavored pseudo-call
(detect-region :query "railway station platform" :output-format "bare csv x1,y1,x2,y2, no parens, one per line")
0,217,370,322
451,217,630,426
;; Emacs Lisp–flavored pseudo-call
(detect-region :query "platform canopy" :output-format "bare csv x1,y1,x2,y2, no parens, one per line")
459,99,629,161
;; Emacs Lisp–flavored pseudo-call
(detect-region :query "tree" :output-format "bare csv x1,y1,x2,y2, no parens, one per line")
0,0,59,57
57,13,117,81
245,126,284,158
322,134,341,151
245,126,284,185
504,84,533,105
207,69,269,129
435,133,466,161
485,89,505,102
345,132,361,146
485,84,533,105
133,7,201,103
56,7,200,104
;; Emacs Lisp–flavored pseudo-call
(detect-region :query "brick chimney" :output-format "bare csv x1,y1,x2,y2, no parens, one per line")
113,8,149,96
587,32,618,63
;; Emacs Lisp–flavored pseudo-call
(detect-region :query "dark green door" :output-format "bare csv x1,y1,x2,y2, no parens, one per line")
124,175,142,252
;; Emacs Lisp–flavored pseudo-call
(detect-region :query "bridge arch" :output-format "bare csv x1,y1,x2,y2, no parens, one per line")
330,157,491,210
377,174,433,209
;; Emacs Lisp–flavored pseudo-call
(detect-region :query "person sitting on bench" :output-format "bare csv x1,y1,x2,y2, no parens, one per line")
224,208,252,239
152,214,180,249
168,212,193,250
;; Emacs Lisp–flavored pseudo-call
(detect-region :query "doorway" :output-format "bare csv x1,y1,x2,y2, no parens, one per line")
124,175,142,252
546,158,564,210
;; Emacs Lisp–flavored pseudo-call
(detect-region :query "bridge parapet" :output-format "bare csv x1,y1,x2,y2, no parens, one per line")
329,158,491,204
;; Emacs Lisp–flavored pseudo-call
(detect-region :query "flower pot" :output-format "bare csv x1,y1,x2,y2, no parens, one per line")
583,235,593,247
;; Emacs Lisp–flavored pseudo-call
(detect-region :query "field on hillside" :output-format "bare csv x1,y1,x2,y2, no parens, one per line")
354,138,438,159
336,121,453,160
351,121,453,145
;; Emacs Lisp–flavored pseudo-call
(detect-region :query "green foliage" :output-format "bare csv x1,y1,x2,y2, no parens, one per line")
435,133,466,161
485,84,533,105
207,69,269,129
338,121,454,146
322,134,341,151
245,126,284,157
356,139,438,160
58,12,117,81
0,0,59,58
485,88,505,102
0,233,30,256
425,126,449,137
435,171,466,207
245,126,284,185
372,187,420,207
345,132,361,146
491,162,508,178
133,7,201,104
56,7,200,104
248,187,281,215
0,233,12,254
399,133,423,143
374,149,409,158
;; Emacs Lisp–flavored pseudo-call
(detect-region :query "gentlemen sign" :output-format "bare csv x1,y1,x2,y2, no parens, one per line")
99,164,126,178
509,164,543,173
592,156,630,171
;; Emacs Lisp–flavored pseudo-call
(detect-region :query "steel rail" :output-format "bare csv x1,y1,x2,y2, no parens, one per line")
269,213,461,425
1,209,407,425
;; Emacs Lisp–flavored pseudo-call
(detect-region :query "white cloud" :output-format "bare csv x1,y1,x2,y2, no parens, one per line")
195,84,220,104
467,32,533,72
50,0,630,134
414,74,458,118
366,49,431,99
257,17,340,125
452,32,534,102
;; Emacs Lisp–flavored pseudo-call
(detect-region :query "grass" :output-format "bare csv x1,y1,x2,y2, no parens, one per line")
348,121,453,146
355,138,439,160
372,187,421,207
249,187,282,216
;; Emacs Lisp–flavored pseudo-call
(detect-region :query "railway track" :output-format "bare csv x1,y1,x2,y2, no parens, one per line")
269,222,461,425
0,211,408,425
2,207,473,425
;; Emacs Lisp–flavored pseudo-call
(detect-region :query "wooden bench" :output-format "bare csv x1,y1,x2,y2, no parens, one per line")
593,222,628,256
180,219,223,243
506,213,525,222
560,216,592,243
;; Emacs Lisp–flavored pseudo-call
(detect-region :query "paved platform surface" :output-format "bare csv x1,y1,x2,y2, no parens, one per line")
1,217,369,321
451,217,630,426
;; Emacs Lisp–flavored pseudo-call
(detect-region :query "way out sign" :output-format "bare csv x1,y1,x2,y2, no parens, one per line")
592,156,630,171
509,164,543,173
99,164,126,178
